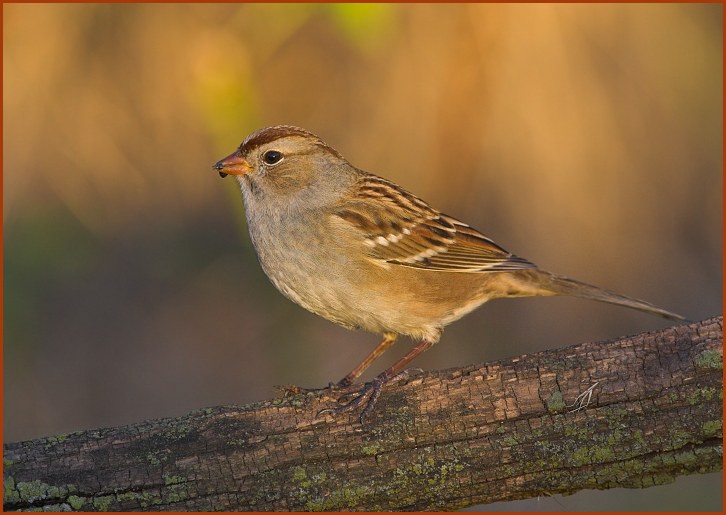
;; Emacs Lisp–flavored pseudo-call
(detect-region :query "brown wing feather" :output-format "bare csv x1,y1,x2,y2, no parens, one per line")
334,174,535,272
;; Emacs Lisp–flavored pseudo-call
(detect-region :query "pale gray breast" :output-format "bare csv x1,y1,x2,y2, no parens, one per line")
242,190,365,329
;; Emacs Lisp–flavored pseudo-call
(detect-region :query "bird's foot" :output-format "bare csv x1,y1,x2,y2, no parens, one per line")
317,375,387,423
317,368,423,423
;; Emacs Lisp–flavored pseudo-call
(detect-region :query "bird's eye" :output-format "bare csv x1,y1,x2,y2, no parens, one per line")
262,150,284,165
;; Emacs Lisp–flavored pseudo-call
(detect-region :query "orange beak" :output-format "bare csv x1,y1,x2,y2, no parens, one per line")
213,151,253,178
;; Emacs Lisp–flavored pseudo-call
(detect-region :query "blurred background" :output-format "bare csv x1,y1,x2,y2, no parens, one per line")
3,3,722,510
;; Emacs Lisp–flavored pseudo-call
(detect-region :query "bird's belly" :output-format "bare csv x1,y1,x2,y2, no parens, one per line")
265,254,493,341
354,265,494,338
251,221,496,340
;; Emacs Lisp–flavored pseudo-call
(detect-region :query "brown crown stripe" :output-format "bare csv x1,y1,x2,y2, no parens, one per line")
241,126,316,150
239,125,342,158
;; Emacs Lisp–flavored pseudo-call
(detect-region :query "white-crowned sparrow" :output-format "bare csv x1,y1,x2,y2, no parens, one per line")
214,125,684,422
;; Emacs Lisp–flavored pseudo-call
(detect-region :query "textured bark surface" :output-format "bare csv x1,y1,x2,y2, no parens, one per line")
3,317,722,511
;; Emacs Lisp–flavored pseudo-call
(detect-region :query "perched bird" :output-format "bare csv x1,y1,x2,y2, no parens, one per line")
214,125,684,422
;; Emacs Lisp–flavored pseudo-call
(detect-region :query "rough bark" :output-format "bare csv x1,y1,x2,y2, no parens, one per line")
3,317,722,511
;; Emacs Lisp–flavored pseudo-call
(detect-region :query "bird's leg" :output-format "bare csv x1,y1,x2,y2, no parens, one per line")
277,333,398,396
336,332,398,387
320,338,436,423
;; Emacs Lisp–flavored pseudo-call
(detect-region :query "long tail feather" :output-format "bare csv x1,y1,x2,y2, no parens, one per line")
526,270,686,322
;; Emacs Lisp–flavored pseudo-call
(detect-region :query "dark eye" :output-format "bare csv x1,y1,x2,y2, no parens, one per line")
262,150,284,165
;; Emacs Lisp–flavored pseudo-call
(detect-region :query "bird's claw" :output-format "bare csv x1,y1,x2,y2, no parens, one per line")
316,377,386,423
316,367,424,422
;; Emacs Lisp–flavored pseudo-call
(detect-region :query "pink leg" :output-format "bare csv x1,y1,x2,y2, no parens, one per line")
322,338,436,423
337,333,398,387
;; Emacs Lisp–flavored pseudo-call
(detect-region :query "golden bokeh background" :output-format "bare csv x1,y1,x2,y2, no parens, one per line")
4,4,722,509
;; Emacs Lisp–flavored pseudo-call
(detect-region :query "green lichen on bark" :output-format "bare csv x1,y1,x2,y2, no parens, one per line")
694,349,723,370
546,390,566,413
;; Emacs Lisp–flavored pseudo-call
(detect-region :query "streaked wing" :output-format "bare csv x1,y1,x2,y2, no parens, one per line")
334,174,535,272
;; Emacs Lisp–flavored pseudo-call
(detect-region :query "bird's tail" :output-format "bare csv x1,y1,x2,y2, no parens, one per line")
518,269,686,322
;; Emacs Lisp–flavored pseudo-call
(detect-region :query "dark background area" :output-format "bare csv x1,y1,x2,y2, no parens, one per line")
4,4,722,510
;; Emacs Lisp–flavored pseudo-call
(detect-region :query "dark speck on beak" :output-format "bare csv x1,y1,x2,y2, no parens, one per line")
213,160,229,178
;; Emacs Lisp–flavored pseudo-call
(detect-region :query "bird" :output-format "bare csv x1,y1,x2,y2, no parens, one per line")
213,125,684,422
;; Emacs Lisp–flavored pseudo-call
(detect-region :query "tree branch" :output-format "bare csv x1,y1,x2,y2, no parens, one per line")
3,317,722,511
